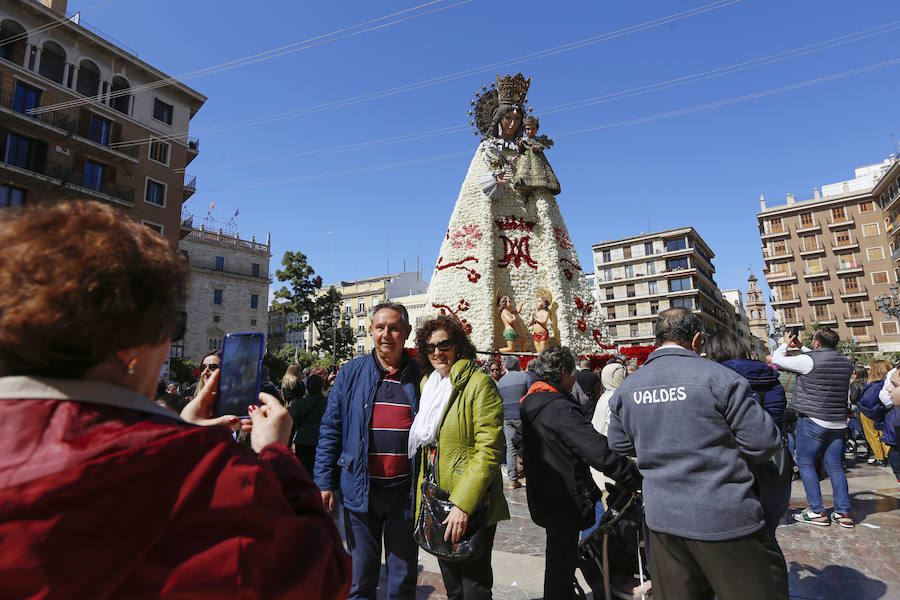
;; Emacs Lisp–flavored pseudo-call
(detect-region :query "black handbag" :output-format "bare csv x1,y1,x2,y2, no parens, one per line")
413,448,489,562
751,432,794,486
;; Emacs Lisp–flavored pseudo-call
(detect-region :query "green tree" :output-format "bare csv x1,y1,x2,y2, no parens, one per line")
262,344,325,382
169,357,200,385
313,286,355,363
262,350,291,383
273,250,322,330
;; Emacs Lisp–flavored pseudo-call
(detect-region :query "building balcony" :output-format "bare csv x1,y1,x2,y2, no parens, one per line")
796,222,822,234
815,314,838,326
831,240,859,253
595,271,660,285
611,332,655,343
844,312,873,323
827,217,855,230
892,247,900,262
604,313,656,324
835,263,864,276
355,330,367,338
661,266,697,278
839,285,868,299
356,308,367,317
799,246,825,258
0,159,134,206
594,245,707,269
856,335,878,347
183,175,197,200
770,294,801,307
803,268,829,280
763,250,794,262
0,90,139,163
761,228,791,241
887,213,900,232
884,180,900,210
806,292,833,303
179,210,194,239
765,270,798,283
185,137,200,166
600,287,680,304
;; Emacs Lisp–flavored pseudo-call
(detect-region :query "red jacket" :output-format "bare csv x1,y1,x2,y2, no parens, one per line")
0,378,351,600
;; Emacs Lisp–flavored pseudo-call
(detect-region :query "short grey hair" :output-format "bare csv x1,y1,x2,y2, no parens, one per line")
534,345,576,386
504,355,520,371
371,301,409,326
654,307,701,346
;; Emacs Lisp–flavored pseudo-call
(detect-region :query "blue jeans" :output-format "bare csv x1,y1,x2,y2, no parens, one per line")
503,419,521,482
344,484,417,600
848,416,863,441
794,417,850,514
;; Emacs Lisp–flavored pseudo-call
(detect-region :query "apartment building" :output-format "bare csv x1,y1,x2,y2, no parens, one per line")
758,159,900,352
721,286,767,357
266,310,310,353
0,0,205,245
392,292,428,348
309,271,429,357
592,227,735,346
176,226,272,362
874,157,900,279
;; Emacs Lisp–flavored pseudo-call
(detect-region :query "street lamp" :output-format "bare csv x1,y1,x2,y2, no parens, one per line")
875,285,900,321
769,315,785,346
332,306,341,364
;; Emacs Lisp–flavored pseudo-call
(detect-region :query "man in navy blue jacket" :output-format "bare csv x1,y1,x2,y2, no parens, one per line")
314,302,421,600
607,308,787,600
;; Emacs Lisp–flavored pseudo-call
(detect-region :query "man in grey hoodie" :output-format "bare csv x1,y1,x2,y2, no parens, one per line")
607,308,788,600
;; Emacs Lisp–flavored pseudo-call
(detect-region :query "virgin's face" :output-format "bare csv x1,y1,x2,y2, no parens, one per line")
427,328,457,378
500,112,521,139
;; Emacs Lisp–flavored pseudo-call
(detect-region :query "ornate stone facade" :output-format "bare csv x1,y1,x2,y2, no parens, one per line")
177,227,271,362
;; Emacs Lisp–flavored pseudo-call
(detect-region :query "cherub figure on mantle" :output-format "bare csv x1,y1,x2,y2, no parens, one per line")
530,291,553,353
497,294,522,353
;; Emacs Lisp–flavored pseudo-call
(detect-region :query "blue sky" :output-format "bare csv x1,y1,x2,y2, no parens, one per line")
85,0,900,300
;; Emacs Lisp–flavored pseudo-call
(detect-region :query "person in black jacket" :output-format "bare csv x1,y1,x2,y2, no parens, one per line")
521,345,641,600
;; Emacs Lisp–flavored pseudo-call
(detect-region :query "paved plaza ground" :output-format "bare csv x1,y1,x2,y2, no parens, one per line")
371,459,899,599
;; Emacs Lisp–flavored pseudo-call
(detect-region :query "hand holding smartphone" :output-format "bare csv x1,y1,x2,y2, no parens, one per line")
214,332,265,418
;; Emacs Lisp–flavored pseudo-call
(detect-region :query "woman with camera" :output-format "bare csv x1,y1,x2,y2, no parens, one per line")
0,201,349,599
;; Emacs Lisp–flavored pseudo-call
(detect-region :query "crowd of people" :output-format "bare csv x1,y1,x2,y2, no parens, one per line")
2,200,899,600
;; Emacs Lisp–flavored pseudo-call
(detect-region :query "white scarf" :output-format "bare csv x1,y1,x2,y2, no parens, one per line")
407,370,453,458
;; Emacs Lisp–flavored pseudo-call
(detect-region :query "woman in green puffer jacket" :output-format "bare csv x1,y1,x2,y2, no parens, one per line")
409,315,509,599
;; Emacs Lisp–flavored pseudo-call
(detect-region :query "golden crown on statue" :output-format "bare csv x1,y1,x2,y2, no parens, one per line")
496,72,531,105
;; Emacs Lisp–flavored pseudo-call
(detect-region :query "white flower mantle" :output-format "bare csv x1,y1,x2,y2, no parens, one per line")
423,141,607,354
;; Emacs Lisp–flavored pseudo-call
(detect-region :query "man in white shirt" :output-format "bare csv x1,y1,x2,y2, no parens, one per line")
770,328,854,528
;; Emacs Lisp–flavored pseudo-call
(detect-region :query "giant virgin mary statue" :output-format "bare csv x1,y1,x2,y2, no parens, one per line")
423,73,607,354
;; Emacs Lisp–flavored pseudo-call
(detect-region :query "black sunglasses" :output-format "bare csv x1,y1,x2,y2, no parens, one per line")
425,339,454,354
202,363,220,372
172,310,187,342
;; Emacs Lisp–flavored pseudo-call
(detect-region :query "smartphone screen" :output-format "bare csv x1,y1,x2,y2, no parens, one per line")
215,332,264,417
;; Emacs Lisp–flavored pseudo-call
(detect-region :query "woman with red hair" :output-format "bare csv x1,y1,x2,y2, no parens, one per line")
0,201,350,599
